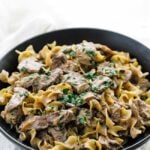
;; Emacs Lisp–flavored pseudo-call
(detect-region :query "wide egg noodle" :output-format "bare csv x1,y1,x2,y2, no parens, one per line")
0,41,149,150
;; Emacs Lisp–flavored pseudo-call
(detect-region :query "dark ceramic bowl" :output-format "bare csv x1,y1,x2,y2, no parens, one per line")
0,28,149,150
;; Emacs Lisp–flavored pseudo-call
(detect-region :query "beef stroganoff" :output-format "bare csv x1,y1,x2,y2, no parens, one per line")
0,41,150,150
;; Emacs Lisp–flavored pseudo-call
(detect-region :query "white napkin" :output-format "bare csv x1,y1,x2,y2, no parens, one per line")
0,17,56,59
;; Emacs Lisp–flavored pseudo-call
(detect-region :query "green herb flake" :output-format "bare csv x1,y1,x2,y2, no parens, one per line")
60,93,84,106
79,116,87,125
84,49,96,57
39,67,51,75
69,51,76,58
20,67,27,72
84,71,96,81
103,80,114,88
63,89,69,94
102,67,118,77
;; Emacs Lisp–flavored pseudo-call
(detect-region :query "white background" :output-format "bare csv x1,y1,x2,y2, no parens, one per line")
0,0,150,149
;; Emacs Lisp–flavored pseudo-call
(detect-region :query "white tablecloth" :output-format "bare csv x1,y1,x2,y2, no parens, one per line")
0,0,150,149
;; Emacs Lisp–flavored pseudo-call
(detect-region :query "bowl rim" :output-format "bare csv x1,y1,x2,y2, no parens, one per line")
0,27,150,150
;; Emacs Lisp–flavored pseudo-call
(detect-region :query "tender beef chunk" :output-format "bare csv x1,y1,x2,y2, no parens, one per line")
18,57,43,73
137,78,150,91
47,109,75,126
82,92,95,102
132,99,150,126
19,116,48,132
33,68,63,92
91,76,116,93
76,43,96,66
51,51,67,69
5,87,28,112
99,136,122,150
63,71,90,93
16,68,63,92
48,127,67,142
19,109,75,131
110,103,121,123
97,62,117,77
62,60,80,72
1,107,23,125
76,108,92,126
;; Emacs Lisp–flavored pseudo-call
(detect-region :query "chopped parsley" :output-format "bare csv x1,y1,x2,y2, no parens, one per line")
60,93,84,106
84,71,96,81
79,116,87,125
39,67,51,75
91,77,115,93
84,48,96,57
102,67,118,77
69,51,76,58
63,50,76,58
20,67,27,72
19,92,28,97
103,80,114,88
62,89,69,94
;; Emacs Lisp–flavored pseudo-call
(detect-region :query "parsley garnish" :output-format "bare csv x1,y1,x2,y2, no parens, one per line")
62,89,69,94
60,93,84,106
20,67,27,72
103,80,114,88
84,71,96,81
69,51,76,58
79,116,87,125
102,67,118,77
84,49,96,57
39,67,51,75
63,50,76,58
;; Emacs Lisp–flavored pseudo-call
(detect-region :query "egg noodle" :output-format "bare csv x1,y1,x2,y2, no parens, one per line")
0,41,150,150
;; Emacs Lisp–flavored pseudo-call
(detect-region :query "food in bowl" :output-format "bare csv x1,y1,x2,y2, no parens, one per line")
0,41,149,150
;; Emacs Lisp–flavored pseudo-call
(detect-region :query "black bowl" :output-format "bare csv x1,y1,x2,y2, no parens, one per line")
0,28,149,150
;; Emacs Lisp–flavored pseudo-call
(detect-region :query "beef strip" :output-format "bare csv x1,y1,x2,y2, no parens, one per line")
16,68,63,92
76,108,92,126
62,60,80,72
5,87,28,112
48,127,67,142
99,136,122,150
63,71,89,93
132,99,150,126
51,51,67,69
91,76,117,93
137,78,150,91
1,106,23,125
19,116,48,132
82,92,95,102
19,109,75,131
47,109,75,126
97,62,117,77
17,57,43,73
110,103,121,123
